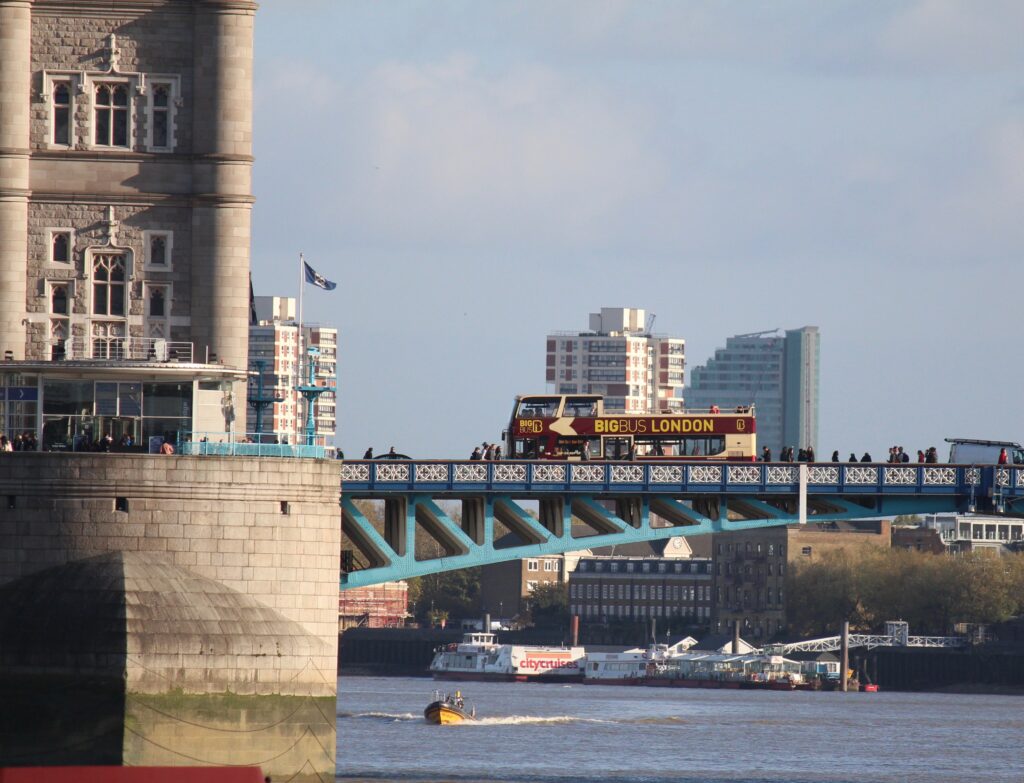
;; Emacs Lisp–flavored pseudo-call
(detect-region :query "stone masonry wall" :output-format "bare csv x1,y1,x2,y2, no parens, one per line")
0,453,342,682
30,3,196,153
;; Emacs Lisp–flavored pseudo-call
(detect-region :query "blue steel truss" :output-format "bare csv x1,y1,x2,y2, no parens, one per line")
339,461,1023,588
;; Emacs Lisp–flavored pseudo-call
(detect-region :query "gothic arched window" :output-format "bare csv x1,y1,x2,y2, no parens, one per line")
53,82,71,145
95,84,129,147
92,253,126,316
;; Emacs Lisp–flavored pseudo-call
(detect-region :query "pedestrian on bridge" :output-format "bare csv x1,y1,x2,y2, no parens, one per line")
848,453,858,462
861,452,872,462
363,447,373,459
470,446,482,460
831,450,840,462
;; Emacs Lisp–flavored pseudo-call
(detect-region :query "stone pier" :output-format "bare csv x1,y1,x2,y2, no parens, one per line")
0,453,340,782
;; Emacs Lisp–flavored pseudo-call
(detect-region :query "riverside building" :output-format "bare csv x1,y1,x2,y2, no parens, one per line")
569,554,714,625
247,296,337,447
686,327,820,457
0,0,255,449
546,307,685,413
711,520,891,641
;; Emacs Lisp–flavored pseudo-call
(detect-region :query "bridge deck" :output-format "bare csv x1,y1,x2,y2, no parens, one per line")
339,462,1022,587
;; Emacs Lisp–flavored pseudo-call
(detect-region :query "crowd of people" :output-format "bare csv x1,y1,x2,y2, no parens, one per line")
469,442,503,461
0,431,37,452
759,444,942,464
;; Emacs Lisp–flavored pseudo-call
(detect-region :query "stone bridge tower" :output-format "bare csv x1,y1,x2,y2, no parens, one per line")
0,0,255,373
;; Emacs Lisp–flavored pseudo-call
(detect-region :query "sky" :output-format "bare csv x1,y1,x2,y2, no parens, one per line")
250,1,1024,460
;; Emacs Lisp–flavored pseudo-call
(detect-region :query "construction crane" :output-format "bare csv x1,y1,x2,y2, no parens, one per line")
644,313,656,335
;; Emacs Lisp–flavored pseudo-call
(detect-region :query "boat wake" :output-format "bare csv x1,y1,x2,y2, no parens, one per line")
338,711,693,727
454,715,688,727
469,715,608,726
338,710,420,723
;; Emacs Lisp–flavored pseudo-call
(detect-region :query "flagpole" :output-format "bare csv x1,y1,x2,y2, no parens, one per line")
296,252,304,447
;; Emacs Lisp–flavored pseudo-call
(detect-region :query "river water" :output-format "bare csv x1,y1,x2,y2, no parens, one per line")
336,676,1023,783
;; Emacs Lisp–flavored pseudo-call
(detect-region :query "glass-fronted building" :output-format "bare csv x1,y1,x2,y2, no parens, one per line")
686,327,820,457
1,360,243,452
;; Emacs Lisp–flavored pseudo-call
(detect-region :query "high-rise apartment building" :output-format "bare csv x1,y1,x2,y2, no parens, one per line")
0,0,255,449
248,296,337,446
686,327,820,456
546,308,685,413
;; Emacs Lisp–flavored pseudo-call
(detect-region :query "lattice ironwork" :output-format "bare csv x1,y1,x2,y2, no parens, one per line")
532,464,567,483
415,464,449,483
884,467,917,486
375,463,410,482
966,468,980,485
996,468,1010,488
650,465,683,484
844,466,877,485
728,465,761,484
340,463,370,483
766,466,798,484
611,465,645,483
808,466,839,484
923,467,956,486
688,465,722,484
454,464,488,483
572,465,605,483
1017,470,1024,489
492,464,527,483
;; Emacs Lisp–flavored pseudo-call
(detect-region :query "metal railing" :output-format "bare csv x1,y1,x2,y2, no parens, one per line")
61,336,195,363
178,431,327,459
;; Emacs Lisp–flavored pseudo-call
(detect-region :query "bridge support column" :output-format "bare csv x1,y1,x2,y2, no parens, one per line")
615,498,644,529
462,498,486,545
539,498,565,538
384,497,409,557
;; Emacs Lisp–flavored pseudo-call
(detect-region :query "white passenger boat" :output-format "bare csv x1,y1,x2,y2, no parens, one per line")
429,631,586,682
583,639,696,685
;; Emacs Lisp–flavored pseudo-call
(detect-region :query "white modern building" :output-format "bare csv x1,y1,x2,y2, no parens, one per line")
921,513,1024,554
546,308,685,413
247,296,337,446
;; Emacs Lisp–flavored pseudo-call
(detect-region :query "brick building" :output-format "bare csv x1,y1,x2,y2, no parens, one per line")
569,555,714,626
338,582,409,630
478,553,572,620
711,520,892,640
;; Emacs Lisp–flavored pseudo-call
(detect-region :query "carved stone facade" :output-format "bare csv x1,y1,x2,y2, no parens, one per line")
0,0,255,372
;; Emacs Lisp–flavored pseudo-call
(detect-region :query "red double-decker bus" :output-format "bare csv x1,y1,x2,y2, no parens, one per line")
504,394,757,461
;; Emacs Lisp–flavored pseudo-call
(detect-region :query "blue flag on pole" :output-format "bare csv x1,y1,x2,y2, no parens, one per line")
304,260,337,291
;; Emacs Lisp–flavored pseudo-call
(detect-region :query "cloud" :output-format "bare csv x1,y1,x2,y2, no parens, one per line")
881,0,1024,72
258,52,666,254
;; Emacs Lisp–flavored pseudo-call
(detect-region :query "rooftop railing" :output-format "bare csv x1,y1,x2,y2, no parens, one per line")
61,336,196,363
178,432,327,459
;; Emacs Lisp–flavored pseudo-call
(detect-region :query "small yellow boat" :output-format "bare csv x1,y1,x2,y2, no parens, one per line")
424,690,477,725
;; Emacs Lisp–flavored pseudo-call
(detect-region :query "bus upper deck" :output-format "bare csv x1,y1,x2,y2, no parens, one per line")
504,394,757,461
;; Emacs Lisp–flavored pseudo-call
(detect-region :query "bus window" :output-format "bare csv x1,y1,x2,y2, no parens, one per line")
563,397,601,418
604,437,631,460
517,397,561,418
687,436,725,456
